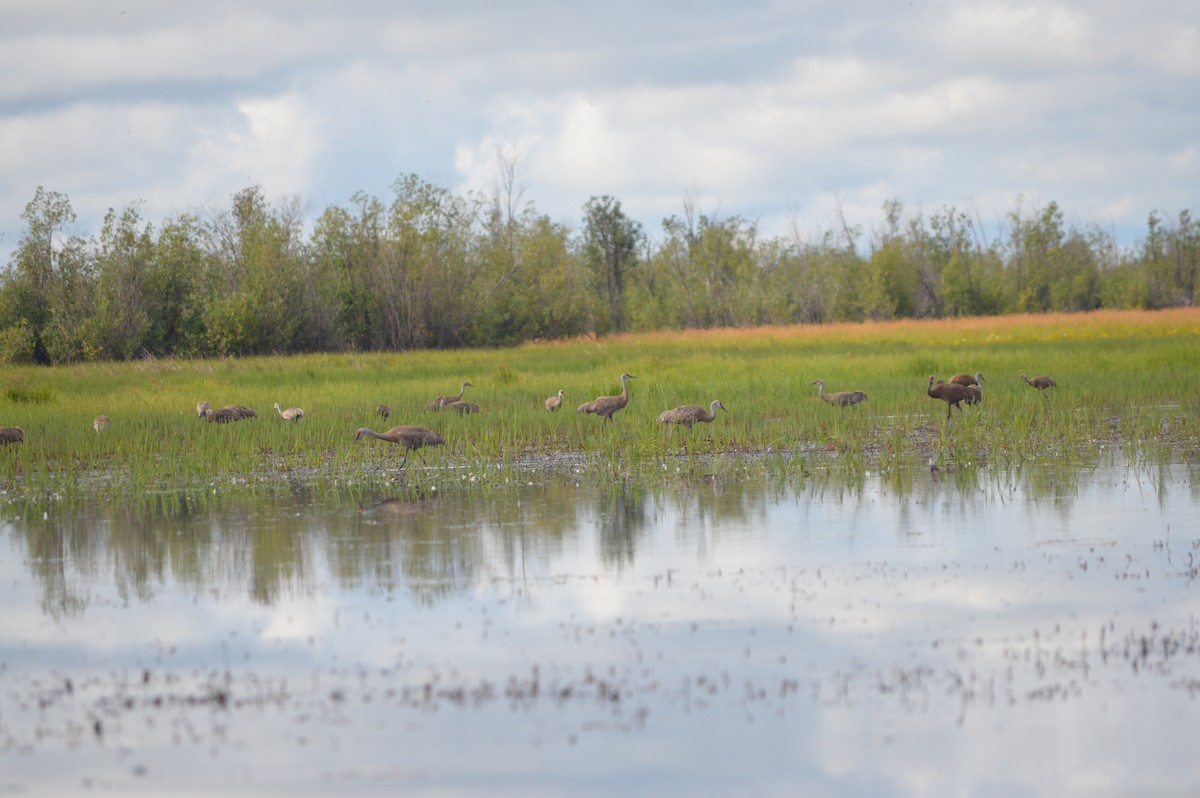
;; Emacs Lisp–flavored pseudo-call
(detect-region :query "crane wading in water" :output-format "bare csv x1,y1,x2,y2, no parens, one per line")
658,400,727,429
812,379,868,407
354,425,446,468
576,373,635,422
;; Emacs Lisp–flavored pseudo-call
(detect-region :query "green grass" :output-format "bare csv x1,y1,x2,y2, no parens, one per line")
1,309,1198,499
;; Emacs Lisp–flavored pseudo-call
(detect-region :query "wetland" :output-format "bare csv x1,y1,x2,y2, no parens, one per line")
1,310,1199,794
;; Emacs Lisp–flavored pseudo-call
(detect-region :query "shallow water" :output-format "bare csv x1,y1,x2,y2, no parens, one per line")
2,460,1199,796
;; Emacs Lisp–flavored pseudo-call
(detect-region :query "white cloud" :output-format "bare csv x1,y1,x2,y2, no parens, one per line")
2,1,1199,254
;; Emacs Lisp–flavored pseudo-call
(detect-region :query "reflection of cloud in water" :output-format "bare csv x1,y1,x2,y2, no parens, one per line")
2,462,1200,793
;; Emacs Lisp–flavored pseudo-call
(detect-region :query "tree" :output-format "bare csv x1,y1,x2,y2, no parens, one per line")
0,187,81,363
582,195,643,334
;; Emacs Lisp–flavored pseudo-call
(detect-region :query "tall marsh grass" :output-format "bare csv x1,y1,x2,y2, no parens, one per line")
1,309,1197,498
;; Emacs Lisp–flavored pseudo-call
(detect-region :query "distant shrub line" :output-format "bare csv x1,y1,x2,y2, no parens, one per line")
1,179,1196,365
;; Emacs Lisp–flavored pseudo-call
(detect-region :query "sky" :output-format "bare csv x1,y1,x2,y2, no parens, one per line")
1,0,1198,261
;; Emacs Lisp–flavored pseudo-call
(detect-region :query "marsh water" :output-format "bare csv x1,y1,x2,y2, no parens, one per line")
2,457,1199,796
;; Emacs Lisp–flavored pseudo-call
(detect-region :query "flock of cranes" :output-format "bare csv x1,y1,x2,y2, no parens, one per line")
0,370,1058,465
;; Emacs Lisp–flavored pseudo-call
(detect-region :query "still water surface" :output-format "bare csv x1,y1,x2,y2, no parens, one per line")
2,460,1199,796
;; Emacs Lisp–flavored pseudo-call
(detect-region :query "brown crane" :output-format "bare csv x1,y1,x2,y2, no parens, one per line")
93,415,111,432
427,381,473,411
545,389,565,412
812,379,868,407
949,371,983,387
354,425,446,468
0,426,24,445
445,400,480,414
200,402,255,420
927,375,974,418
658,399,727,429
1021,373,1056,390
964,381,983,405
274,402,304,421
203,407,241,424
576,373,635,422
222,404,256,419
376,404,392,421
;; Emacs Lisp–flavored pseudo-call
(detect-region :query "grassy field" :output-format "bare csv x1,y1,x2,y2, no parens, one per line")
1,308,1198,498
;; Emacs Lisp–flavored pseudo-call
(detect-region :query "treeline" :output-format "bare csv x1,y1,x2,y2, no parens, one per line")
1,175,1197,364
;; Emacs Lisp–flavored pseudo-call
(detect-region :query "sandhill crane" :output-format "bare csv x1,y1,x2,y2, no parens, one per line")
93,415,111,432
377,404,392,421
427,381,473,411
949,372,983,387
658,399,727,429
0,426,24,445
576,373,635,422
445,400,480,414
274,402,304,421
196,401,211,418
964,381,983,405
812,379,868,407
927,375,974,419
545,389,565,412
1021,373,1056,390
202,407,241,424
354,425,446,468
222,404,256,420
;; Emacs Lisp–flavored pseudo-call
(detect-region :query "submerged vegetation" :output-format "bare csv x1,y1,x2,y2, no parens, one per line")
0,309,1197,500
1,180,1198,365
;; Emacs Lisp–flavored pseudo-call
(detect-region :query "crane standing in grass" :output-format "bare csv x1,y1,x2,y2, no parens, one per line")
354,425,446,468
545,390,565,412
576,373,635,423
812,379,868,407
427,381,473,410
93,415,111,432
949,372,983,387
274,403,304,421
1021,373,1056,391
927,375,975,419
0,426,24,445
658,399,727,429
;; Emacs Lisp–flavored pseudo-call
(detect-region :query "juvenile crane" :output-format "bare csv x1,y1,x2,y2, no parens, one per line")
93,415,111,432
0,426,24,445
445,400,480,414
196,401,211,418
927,375,974,419
427,381,473,411
812,379,868,407
354,425,446,468
545,390,565,412
949,372,983,387
274,402,304,421
376,404,392,421
576,373,635,422
964,381,984,406
1021,373,1056,390
658,399,727,429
